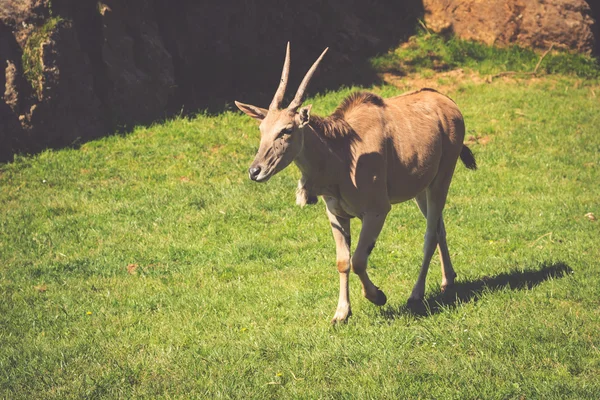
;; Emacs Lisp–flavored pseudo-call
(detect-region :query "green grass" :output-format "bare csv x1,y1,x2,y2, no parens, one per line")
371,31,600,79
2,54,600,397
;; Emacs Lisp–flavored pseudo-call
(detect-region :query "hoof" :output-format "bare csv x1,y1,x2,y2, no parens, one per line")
441,273,457,292
331,309,352,325
440,282,453,293
366,288,387,306
374,289,387,306
406,297,427,314
407,296,423,306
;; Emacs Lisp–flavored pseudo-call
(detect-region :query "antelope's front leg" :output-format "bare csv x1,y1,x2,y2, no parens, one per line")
326,207,352,324
353,210,389,306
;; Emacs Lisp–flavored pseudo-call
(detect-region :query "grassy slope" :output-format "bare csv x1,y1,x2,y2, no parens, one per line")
372,31,600,79
1,50,600,397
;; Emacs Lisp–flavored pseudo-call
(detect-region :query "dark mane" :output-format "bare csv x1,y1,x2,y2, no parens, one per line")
308,91,384,141
309,114,354,141
305,91,385,154
332,91,385,119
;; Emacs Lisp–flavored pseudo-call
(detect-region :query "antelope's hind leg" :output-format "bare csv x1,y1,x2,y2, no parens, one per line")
409,186,454,303
326,206,352,324
414,192,457,293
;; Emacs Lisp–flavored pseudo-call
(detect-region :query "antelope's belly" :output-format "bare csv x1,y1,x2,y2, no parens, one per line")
386,172,436,204
323,195,359,219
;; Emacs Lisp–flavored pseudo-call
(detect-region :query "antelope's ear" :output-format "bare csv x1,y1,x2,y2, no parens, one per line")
296,104,312,128
234,101,268,121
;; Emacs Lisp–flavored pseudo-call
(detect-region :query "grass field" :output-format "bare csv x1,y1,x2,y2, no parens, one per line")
1,38,600,398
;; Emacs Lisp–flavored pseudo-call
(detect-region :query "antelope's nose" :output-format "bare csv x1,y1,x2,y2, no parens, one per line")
249,166,261,181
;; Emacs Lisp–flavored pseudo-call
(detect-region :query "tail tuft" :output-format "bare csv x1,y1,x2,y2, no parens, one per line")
460,145,477,170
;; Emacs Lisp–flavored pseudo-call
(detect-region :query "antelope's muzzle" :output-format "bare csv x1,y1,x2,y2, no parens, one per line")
248,166,262,181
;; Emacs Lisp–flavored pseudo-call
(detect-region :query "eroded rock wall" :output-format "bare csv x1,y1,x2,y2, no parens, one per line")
423,0,596,53
0,0,422,161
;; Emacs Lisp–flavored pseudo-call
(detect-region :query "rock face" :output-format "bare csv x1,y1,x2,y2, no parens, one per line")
1,1,105,161
423,0,597,53
0,0,423,161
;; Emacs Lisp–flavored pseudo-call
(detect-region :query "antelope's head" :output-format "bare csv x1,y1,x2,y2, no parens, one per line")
235,43,328,182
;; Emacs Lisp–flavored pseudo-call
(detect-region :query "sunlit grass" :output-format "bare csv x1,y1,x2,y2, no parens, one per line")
1,58,600,398
371,30,600,78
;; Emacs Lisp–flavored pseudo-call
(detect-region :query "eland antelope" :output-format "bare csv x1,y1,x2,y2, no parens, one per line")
235,43,476,323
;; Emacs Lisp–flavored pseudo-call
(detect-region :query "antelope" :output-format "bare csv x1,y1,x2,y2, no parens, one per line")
235,43,476,323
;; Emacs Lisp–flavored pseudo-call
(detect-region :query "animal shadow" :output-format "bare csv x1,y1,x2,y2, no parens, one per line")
381,262,573,319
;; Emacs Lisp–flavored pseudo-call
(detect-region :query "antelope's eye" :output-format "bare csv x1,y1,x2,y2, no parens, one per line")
279,127,293,137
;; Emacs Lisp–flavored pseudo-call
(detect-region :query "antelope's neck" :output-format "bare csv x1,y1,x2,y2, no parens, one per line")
293,118,349,200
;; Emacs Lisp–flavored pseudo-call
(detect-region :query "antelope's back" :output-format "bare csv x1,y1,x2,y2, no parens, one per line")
386,88,464,140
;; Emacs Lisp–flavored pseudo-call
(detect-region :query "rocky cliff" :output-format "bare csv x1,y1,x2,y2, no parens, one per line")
423,0,597,54
0,0,423,161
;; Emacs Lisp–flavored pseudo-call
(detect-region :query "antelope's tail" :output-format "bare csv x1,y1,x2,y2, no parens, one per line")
460,145,477,170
